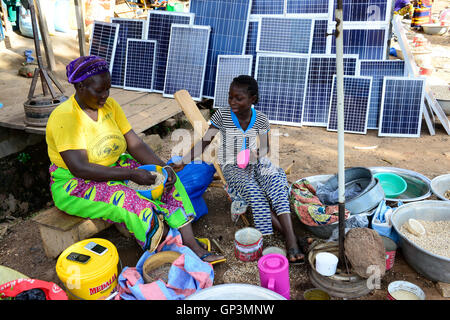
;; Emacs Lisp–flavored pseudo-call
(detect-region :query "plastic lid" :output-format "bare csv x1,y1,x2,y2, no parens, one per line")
258,253,288,272
56,238,119,280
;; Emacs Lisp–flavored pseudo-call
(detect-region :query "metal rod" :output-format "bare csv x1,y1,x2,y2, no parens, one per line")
335,0,346,269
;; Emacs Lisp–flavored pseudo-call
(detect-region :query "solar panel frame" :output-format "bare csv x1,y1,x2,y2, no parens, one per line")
357,60,407,129
327,75,373,135
251,0,285,15
110,18,145,88
146,11,195,93
302,54,359,127
331,0,393,23
163,24,211,101
123,39,157,93
254,53,311,127
190,0,253,99
213,55,253,109
378,76,426,138
245,17,260,77
286,0,331,16
330,23,389,60
256,17,315,55
88,21,120,73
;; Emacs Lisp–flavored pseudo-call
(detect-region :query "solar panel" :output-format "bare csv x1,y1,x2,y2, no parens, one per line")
331,26,388,60
251,0,284,15
327,75,372,134
254,53,310,127
286,0,330,15
110,18,145,88
123,39,157,92
311,19,330,54
302,54,358,127
213,55,253,108
245,18,259,77
378,77,426,138
358,60,407,129
163,24,210,101
89,21,120,73
190,0,252,98
331,0,391,22
146,11,194,93
257,17,314,55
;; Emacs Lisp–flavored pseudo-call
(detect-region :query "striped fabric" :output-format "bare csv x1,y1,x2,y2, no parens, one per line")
411,0,433,28
223,158,291,236
210,107,270,166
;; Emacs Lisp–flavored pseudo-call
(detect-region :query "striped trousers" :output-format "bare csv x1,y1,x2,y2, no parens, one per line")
222,158,291,235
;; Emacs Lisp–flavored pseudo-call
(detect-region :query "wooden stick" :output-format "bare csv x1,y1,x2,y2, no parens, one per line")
212,239,225,255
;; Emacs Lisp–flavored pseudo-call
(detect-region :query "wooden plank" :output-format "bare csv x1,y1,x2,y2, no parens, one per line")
33,207,84,231
173,89,226,185
127,98,181,134
35,0,56,72
74,0,87,56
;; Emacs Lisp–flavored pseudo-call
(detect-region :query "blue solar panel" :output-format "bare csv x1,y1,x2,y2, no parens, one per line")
378,77,426,138
214,55,253,108
190,0,252,98
255,53,310,126
163,24,210,101
89,21,119,73
251,0,284,15
327,75,372,134
245,18,259,77
358,60,407,129
287,0,330,15
146,11,194,93
331,27,388,60
110,18,145,88
311,19,329,54
302,55,358,126
257,17,314,54
332,0,391,22
123,40,156,92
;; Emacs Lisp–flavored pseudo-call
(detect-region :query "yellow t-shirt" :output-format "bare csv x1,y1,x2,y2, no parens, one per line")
46,95,132,169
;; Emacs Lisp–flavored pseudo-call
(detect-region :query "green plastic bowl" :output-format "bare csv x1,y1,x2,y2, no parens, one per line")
374,173,407,198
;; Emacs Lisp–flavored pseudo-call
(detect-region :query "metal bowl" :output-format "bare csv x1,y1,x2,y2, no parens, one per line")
369,167,431,202
295,174,377,239
391,200,450,283
422,24,448,35
430,174,450,201
186,283,286,300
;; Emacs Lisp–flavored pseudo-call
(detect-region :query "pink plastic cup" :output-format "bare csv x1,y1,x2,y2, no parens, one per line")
258,253,290,300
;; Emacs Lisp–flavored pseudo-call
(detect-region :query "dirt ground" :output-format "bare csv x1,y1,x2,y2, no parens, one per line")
0,2,449,301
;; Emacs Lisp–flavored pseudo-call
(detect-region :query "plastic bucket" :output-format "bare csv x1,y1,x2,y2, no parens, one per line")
387,281,425,300
56,238,119,300
315,252,338,276
234,227,263,262
381,236,397,271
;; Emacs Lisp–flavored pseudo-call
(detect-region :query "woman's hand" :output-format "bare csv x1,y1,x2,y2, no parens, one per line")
130,168,157,186
164,166,177,191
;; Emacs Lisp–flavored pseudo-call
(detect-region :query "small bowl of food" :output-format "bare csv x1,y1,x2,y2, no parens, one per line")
126,164,168,200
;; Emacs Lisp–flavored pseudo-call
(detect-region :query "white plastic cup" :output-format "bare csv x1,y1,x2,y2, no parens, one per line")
315,252,338,276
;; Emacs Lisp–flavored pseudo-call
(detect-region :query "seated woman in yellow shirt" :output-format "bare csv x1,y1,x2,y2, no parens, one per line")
46,55,224,264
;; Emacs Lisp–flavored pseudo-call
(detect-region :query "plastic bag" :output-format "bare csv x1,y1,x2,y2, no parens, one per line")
371,201,400,243
0,279,68,300
327,214,369,242
167,156,216,221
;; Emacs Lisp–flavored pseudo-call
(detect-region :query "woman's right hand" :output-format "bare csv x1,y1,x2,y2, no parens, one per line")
130,168,157,186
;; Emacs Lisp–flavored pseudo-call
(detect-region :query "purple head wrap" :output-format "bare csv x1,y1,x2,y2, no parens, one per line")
66,55,110,84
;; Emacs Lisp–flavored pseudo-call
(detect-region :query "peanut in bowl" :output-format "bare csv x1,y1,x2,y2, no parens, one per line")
125,165,168,200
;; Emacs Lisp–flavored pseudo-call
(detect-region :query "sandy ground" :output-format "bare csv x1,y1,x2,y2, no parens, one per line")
0,2,449,301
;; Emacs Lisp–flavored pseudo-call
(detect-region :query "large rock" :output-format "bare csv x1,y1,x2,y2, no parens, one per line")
344,228,386,279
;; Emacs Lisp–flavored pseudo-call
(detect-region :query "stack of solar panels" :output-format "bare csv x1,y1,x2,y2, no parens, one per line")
86,0,429,137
